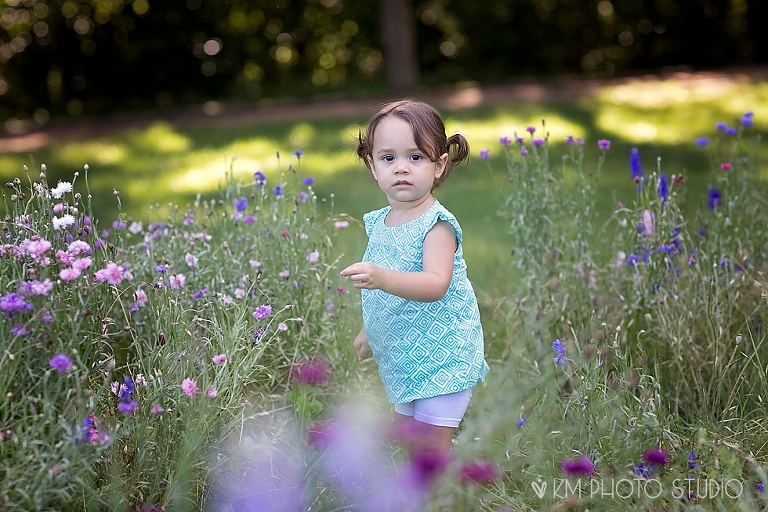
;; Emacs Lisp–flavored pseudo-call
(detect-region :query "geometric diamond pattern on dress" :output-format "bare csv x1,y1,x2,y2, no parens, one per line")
360,200,490,403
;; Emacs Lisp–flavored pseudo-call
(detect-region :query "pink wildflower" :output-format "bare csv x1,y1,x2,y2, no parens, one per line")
181,378,198,397
212,353,227,365
94,262,125,285
72,257,92,271
59,268,81,281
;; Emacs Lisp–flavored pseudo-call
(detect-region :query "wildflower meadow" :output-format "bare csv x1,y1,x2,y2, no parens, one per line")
1,108,767,511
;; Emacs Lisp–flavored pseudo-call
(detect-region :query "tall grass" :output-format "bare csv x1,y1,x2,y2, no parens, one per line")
1,95,767,510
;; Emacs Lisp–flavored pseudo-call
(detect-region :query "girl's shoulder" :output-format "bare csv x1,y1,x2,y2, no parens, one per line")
362,206,390,236
423,200,463,245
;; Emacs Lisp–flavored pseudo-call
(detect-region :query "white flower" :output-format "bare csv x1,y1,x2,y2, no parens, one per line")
129,221,143,234
52,214,76,230
50,181,73,199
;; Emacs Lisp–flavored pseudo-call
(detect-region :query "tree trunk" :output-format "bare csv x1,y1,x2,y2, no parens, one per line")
380,0,420,96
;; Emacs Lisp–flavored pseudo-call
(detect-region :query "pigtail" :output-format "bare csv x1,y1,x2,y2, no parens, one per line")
446,133,470,167
357,128,372,170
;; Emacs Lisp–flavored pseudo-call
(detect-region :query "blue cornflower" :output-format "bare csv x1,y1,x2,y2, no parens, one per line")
254,171,267,189
715,122,728,131
629,148,644,184
707,186,721,210
123,376,135,395
657,173,669,203
192,288,208,299
156,264,169,273
118,376,138,415
695,137,709,147
757,480,764,493
552,339,566,365
688,452,699,469
273,185,283,196
741,111,754,127
627,253,641,267
725,126,737,136
293,150,304,159
235,197,248,212
302,177,315,186
634,462,654,478
516,418,527,428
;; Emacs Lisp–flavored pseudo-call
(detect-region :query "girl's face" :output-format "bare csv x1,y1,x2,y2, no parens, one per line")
368,116,448,210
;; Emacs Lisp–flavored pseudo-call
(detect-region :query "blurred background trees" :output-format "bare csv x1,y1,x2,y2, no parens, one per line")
1,0,766,123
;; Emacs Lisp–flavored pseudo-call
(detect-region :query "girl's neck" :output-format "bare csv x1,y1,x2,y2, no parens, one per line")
385,195,435,226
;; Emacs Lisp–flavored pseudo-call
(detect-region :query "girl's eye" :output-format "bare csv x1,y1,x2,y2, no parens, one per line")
411,154,422,161
383,155,394,162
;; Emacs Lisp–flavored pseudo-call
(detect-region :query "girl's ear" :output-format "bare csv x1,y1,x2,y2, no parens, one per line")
367,157,378,181
434,153,449,179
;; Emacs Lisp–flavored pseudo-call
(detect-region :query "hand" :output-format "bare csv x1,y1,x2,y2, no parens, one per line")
354,335,372,362
340,262,382,290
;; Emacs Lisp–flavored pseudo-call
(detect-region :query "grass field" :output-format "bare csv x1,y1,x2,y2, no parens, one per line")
2,72,768,510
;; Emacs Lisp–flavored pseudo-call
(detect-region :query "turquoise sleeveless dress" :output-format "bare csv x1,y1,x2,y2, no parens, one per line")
361,199,489,404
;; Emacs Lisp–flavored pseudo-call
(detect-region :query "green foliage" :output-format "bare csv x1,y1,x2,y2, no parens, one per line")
0,158,356,510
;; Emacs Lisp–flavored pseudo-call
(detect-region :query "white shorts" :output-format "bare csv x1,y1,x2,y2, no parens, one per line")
393,388,473,428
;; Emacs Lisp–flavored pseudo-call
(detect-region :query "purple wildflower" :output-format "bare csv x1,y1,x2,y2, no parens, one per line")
192,288,208,299
707,186,721,210
235,197,248,212
49,354,73,373
629,148,644,184
460,458,499,484
560,456,596,476
291,358,331,386
565,135,575,144
597,139,611,150
409,447,452,487
254,171,267,189
643,447,669,465
479,149,490,159
657,173,669,202
515,418,527,427
552,339,566,365
499,136,511,146
532,138,544,147
253,304,272,320
302,177,315,186
0,293,33,316
526,126,536,134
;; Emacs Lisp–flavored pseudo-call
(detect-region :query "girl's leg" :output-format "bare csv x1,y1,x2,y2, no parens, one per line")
394,414,456,453
393,388,472,453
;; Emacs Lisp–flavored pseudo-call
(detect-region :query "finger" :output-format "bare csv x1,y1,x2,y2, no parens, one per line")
339,263,360,276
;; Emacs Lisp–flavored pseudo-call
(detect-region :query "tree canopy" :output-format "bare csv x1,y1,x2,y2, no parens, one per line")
1,0,765,121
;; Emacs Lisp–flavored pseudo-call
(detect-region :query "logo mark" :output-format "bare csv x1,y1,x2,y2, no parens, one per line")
531,478,547,499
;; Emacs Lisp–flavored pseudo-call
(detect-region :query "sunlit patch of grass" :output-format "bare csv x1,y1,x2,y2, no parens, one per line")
57,140,129,166
124,122,193,154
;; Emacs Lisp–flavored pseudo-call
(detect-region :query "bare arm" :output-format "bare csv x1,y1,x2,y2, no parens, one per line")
340,220,456,302
352,327,372,361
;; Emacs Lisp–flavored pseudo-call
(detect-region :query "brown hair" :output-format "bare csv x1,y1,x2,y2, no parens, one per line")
357,99,470,190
